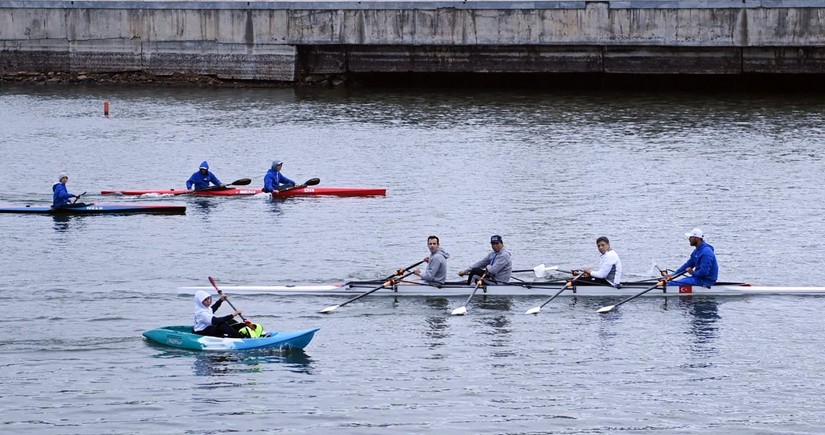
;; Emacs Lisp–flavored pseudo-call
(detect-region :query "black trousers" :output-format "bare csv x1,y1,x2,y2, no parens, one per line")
466,268,497,285
196,322,242,338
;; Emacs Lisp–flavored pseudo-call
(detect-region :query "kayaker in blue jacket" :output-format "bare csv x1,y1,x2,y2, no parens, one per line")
193,290,243,338
262,160,296,192
52,174,81,207
665,228,719,287
412,235,450,285
186,161,224,190
458,235,512,285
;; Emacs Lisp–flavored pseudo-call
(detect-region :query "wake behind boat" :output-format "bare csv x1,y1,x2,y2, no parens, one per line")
0,203,186,215
179,279,825,297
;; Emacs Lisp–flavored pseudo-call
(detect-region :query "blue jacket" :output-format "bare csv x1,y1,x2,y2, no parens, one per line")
52,182,75,207
263,169,296,192
186,161,222,190
674,242,718,286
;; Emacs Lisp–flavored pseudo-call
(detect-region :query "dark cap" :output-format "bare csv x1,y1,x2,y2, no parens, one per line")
490,235,503,244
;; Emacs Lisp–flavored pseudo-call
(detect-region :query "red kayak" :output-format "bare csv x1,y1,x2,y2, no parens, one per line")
102,186,386,197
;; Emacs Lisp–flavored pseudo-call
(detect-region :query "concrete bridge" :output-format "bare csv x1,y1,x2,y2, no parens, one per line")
1,1,823,82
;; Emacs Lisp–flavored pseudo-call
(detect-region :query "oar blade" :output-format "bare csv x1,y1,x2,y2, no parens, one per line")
230,178,252,186
450,306,467,316
597,305,615,314
304,178,320,186
533,264,546,278
524,306,541,315
319,305,340,314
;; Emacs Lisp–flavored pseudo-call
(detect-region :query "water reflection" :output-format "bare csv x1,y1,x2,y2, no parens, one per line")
189,199,217,216
51,214,88,232
191,350,314,377
676,297,720,348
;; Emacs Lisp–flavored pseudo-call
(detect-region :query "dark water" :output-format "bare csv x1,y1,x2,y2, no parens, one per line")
1,85,825,434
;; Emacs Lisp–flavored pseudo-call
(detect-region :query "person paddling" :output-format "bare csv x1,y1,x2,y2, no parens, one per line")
186,161,224,190
663,228,719,287
575,236,623,288
193,290,243,338
52,174,82,208
458,235,512,285
411,235,450,285
262,160,296,192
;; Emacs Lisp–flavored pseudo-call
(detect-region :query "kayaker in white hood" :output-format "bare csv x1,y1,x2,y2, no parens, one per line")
193,290,243,337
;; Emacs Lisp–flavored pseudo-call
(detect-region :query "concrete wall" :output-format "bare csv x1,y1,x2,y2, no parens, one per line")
1,1,824,81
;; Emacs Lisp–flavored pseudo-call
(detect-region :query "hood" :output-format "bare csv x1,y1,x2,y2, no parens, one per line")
272,160,283,170
199,161,209,170
435,248,450,259
194,290,211,309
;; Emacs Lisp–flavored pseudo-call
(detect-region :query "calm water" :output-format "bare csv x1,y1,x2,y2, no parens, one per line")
1,85,825,434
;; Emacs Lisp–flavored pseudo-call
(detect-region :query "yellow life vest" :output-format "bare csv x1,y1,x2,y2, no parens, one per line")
238,323,264,338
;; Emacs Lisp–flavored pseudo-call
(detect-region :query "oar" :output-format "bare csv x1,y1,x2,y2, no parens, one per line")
512,264,560,274
179,178,252,195
320,260,424,313
208,275,250,324
524,272,585,315
532,263,561,278
276,178,321,194
596,271,687,314
450,272,488,316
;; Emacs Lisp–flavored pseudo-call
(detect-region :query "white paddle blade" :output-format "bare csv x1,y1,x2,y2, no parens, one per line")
524,306,541,315
451,306,467,316
319,305,340,314
533,264,547,278
597,305,615,314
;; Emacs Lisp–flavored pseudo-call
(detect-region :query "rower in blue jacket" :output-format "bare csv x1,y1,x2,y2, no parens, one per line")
263,160,296,192
665,228,719,287
186,161,224,190
52,174,80,207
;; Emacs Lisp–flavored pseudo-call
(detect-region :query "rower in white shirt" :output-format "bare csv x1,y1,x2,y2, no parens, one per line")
579,236,622,288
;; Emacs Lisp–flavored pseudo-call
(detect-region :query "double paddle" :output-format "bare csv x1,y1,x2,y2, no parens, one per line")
320,260,424,313
273,178,321,195
596,271,687,313
208,276,252,326
179,178,252,195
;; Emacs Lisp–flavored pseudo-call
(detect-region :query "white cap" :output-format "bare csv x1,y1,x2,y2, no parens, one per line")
685,228,704,239
59,173,68,181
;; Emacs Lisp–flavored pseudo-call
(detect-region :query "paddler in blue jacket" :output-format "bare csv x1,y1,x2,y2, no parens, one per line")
262,160,296,192
664,228,719,287
186,161,224,190
458,235,512,285
52,173,81,207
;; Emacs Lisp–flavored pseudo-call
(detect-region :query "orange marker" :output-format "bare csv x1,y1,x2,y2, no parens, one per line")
103,100,110,117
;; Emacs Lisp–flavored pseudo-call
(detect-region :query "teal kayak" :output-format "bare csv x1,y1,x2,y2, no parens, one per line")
142,326,319,351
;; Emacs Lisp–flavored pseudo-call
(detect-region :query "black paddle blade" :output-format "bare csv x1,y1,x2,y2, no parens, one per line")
304,178,320,186
230,178,252,186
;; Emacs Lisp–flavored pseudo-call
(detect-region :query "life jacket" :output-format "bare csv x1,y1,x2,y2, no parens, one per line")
238,323,264,338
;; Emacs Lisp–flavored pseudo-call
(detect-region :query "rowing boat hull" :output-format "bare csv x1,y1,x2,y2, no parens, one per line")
179,281,825,297
101,188,263,196
272,187,386,198
142,326,320,351
0,204,186,215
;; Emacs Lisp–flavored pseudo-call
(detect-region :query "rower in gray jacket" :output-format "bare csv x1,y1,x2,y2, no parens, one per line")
413,235,450,285
458,235,512,284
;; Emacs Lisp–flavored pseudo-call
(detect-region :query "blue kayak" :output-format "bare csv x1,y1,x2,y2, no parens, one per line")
0,203,186,215
142,326,320,351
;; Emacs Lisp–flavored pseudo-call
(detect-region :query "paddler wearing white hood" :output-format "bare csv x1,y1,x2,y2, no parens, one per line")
193,290,243,337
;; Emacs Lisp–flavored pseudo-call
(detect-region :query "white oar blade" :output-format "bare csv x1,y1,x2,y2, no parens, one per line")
451,306,467,316
597,305,615,314
533,264,546,278
524,306,541,315
319,305,340,314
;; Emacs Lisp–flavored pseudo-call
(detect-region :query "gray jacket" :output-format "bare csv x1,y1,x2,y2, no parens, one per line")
420,248,450,285
469,248,512,283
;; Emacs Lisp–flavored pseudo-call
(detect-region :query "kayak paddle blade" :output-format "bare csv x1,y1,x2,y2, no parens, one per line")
524,306,541,315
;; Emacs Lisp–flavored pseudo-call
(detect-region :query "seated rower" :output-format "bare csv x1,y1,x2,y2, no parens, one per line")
193,290,243,338
663,228,718,287
458,235,512,285
52,174,83,208
575,236,623,288
263,160,296,192
186,161,224,190
411,235,450,286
